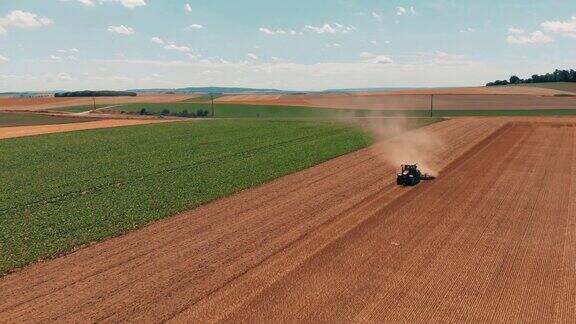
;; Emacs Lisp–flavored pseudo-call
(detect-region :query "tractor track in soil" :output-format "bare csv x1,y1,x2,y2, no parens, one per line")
1,117,575,322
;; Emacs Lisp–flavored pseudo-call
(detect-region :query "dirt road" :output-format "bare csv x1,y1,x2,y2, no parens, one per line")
0,118,574,322
0,119,172,140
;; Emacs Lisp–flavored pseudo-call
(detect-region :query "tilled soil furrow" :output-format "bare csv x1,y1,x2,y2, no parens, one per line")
212,120,520,322
0,118,521,322
362,124,536,322
180,121,576,323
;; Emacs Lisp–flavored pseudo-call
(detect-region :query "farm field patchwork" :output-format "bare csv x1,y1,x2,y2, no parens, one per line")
107,102,576,118
0,118,171,140
0,119,373,274
0,112,95,127
0,94,195,112
214,90,576,111
0,117,515,322
188,121,576,322
104,102,371,118
514,82,576,93
2,118,572,322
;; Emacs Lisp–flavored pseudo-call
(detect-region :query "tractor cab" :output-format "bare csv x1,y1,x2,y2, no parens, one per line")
396,164,422,186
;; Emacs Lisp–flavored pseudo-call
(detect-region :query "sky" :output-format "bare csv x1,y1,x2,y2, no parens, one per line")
1,0,576,92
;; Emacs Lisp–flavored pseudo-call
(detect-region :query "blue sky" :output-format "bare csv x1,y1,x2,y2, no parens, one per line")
0,0,576,91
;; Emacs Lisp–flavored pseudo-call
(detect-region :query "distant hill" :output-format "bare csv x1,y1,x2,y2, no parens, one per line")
55,90,137,97
0,91,56,98
128,86,285,94
322,87,417,93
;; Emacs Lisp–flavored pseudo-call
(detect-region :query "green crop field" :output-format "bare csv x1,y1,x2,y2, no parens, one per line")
0,119,378,274
0,112,95,127
106,102,576,118
105,102,368,118
51,105,107,113
105,102,423,118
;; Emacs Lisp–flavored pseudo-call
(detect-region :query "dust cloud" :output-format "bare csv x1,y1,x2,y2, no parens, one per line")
333,110,445,177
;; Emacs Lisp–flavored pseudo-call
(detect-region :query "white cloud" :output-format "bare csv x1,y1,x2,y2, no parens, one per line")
73,0,95,6
0,54,8,62
396,6,416,16
541,16,576,38
0,10,53,33
330,43,342,47
164,44,191,52
153,38,193,54
57,48,80,53
47,53,78,62
186,53,202,60
508,26,525,34
305,23,356,34
506,29,552,44
360,52,393,64
370,40,378,45
58,72,74,81
371,12,381,20
185,3,192,12
0,47,507,92
151,36,164,44
259,27,300,35
460,27,476,33
247,53,258,60
60,0,94,6
432,51,469,65
107,25,135,35
82,52,501,92
185,24,204,31
63,0,145,8
108,0,146,8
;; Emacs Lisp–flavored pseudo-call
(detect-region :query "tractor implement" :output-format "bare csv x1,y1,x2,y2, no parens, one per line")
396,164,435,186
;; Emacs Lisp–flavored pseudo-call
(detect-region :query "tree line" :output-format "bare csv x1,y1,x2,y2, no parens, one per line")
55,90,137,97
486,69,576,86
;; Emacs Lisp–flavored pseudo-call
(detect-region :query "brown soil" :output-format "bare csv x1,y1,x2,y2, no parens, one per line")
0,119,173,140
183,120,576,322
216,87,576,111
0,94,195,112
362,85,573,95
7,117,575,322
1,117,575,322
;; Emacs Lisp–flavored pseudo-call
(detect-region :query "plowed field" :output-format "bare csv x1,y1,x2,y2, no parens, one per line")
1,118,575,322
0,95,194,112
216,86,576,111
0,118,172,140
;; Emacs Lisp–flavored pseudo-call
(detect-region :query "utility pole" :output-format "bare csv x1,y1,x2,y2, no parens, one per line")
430,94,434,118
210,94,215,117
